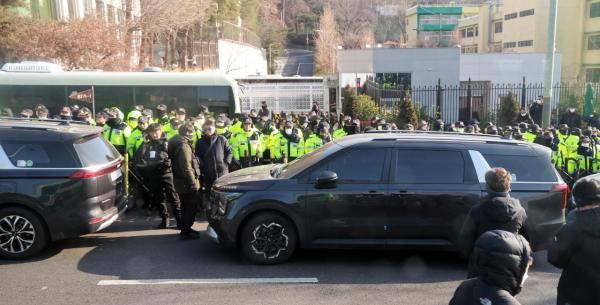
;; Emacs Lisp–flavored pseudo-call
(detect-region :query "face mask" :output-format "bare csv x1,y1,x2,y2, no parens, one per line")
569,109,575,113
583,143,590,148
521,112,527,116
285,128,292,135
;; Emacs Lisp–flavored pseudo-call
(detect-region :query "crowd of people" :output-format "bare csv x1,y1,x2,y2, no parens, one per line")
1,100,599,304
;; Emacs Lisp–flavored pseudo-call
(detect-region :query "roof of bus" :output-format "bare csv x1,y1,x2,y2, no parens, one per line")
0,71,238,87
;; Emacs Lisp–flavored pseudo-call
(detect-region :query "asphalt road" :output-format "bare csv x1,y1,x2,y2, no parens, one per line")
0,211,560,305
275,48,314,76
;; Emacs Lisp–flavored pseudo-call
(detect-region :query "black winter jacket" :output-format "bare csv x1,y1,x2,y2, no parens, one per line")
449,279,521,305
547,207,600,305
195,134,232,185
450,230,530,305
134,138,171,177
458,192,527,259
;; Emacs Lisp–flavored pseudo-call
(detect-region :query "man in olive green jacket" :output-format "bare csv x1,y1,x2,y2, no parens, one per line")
168,123,202,240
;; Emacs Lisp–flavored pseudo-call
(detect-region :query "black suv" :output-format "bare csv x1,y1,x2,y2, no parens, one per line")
0,119,126,259
206,132,567,264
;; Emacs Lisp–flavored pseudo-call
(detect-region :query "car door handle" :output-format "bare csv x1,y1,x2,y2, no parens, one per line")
391,191,414,197
360,191,385,197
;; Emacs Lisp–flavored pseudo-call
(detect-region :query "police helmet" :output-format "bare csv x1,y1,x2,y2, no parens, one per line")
571,128,582,137
487,126,499,135
572,178,600,207
531,124,541,133
156,104,167,112
464,125,475,133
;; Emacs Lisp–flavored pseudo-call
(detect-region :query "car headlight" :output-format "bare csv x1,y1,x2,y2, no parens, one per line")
217,192,244,215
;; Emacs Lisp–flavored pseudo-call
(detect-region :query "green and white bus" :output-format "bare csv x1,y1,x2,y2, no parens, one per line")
0,63,241,117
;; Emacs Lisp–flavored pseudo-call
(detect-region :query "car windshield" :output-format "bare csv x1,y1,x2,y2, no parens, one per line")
276,141,342,179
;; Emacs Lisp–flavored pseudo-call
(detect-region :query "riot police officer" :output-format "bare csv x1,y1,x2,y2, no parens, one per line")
230,118,263,168
134,123,182,229
127,116,149,157
103,108,131,155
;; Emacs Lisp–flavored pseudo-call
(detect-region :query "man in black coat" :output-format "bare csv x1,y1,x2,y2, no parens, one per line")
458,167,527,277
195,119,233,196
449,230,533,305
548,178,600,305
529,96,544,125
560,108,582,129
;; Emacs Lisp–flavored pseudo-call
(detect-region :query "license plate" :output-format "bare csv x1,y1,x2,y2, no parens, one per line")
110,170,122,182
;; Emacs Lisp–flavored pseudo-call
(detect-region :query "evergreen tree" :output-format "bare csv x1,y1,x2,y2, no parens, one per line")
498,91,520,126
352,94,379,121
397,89,419,128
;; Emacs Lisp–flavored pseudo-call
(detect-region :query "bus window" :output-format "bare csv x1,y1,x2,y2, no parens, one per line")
136,86,197,113
0,85,66,116
198,86,233,115
93,86,135,112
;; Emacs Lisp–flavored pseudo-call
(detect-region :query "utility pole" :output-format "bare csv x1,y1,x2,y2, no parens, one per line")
542,0,558,128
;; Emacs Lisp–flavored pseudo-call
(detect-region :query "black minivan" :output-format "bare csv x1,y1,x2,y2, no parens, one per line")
0,119,126,259
206,132,567,264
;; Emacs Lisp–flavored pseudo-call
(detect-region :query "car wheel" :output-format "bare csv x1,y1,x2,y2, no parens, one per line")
0,207,48,260
240,213,297,265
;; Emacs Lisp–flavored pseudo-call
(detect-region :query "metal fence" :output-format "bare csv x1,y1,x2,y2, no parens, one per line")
238,81,326,113
364,79,600,124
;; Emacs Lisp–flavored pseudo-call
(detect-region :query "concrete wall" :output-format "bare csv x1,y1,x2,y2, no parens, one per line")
217,40,267,78
460,52,562,84
337,48,461,86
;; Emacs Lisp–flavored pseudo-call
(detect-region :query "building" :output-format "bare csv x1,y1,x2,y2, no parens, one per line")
453,0,600,83
21,0,139,24
405,4,479,48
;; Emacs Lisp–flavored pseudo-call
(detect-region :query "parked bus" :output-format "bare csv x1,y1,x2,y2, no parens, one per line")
0,63,241,117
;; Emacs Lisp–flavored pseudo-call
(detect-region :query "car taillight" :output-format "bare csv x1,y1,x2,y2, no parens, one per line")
550,183,569,209
71,160,123,179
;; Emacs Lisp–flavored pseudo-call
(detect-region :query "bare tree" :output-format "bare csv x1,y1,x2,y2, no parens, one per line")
0,16,129,70
330,0,376,49
314,6,340,75
133,0,214,69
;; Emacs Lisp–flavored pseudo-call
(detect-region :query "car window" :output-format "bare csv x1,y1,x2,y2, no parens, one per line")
73,135,120,167
1,142,78,168
482,154,558,182
328,148,386,183
394,150,464,184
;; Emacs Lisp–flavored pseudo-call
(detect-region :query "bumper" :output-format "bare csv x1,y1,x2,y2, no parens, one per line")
206,225,220,244
89,195,128,233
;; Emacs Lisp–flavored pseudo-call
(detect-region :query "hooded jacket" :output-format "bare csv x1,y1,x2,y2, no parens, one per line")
547,207,600,305
458,192,527,259
449,230,531,305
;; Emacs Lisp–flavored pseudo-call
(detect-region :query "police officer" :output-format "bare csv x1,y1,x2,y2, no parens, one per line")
577,136,594,175
230,118,263,168
103,108,131,155
333,116,351,140
215,118,233,140
564,128,581,175
304,126,331,154
165,118,182,140
155,104,170,126
276,120,304,162
95,112,107,127
168,123,201,239
127,116,149,157
134,123,182,229
126,109,142,129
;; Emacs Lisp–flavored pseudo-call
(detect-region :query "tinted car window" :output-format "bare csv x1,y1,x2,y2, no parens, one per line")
73,135,120,166
394,150,464,184
483,154,557,182
328,149,386,183
1,142,77,168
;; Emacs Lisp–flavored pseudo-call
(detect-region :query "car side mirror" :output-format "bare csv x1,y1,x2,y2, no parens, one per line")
316,170,337,189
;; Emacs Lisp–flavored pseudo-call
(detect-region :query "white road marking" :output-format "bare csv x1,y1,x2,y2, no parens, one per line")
97,278,319,286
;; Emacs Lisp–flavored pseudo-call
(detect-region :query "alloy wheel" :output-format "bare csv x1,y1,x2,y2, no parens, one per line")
0,215,36,254
250,222,289,259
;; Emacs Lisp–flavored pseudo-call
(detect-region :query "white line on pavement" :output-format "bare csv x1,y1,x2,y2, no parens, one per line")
97,278,319,286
